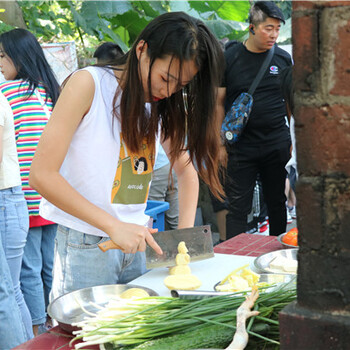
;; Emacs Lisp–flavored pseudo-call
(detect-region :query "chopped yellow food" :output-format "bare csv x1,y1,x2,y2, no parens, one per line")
164,274,202,290
216,265,262,293
178,241,188,254
227,275,250,291
240,268,260,287
169,265,191,275
175,253,190,266
220,264,250,285
164,241,201,290
119,288,150,299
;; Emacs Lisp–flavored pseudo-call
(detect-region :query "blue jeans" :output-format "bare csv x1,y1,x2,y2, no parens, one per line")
50,225,147,301
0,233,27,349
21,224,57,325
0,186,33,341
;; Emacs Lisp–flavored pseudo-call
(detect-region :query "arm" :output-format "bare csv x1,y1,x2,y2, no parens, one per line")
162,139,199,229
30,71,161,255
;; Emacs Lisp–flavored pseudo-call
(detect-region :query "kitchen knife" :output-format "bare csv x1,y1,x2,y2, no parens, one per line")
98,225,214,269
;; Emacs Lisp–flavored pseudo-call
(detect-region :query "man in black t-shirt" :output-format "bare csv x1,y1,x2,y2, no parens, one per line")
217,1,293,238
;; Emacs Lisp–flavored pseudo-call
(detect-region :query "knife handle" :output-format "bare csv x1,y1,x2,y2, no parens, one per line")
98,240,122,252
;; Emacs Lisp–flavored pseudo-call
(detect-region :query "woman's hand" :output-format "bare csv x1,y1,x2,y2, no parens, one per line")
107,220,163,255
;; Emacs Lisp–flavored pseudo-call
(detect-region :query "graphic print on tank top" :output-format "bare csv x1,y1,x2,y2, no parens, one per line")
111,134,155,204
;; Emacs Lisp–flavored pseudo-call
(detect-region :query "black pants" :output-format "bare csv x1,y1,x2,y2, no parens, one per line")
225,141,290,239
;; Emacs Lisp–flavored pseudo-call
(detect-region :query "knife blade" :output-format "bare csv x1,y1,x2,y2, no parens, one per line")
98,225,214,269
145,225,214,269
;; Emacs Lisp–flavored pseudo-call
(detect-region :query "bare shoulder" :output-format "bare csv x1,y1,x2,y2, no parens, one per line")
64,69,95,93
57,70,96,114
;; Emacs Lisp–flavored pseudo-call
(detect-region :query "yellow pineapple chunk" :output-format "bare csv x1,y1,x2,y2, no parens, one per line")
164,274,201,290
119,288,150,299
175,253,190,266
178,241,188,254
169,265,191,275
240,268,260,287
228,275,250,291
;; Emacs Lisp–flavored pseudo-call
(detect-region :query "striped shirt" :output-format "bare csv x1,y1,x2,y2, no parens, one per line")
0,80,54,227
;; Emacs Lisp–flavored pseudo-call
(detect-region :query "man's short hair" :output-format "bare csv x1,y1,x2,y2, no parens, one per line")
249,1,285,26
93,42,124,63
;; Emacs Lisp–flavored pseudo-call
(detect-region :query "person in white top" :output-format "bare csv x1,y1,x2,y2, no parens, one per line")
30,12,225,299
0,86,33,341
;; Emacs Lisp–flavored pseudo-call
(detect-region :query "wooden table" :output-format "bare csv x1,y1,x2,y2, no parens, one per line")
14,233,285,350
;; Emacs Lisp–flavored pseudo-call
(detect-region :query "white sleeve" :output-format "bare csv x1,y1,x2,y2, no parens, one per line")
0,92,12,127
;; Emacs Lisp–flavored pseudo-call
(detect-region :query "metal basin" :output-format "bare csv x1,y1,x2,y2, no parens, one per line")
277,232,299,248
48,284,158,333
254,248,298,274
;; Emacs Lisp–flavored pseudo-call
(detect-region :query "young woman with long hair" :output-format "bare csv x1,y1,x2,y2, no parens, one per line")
0,28,60,336
30,12,225,300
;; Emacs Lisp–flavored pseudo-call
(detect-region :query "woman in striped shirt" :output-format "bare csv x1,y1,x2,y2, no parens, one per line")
0,28,60,337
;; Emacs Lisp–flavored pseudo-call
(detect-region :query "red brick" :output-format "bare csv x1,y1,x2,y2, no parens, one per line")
292,14,319,92
280,302,350,349
318,1,350,7
296,177,323,250
295,105,350,175
293,1,318,11
298,253,350,310
293,1,350,10
330,18,350,96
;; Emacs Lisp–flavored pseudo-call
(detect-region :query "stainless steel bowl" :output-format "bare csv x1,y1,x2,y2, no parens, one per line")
48,284,158,333
277,233,299,248
254,248,298,274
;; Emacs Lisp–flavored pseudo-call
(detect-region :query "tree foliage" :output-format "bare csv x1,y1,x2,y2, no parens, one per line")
0,1,291,62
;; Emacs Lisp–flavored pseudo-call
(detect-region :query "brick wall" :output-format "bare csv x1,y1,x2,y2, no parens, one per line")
293,0,350,312
280,2,350,348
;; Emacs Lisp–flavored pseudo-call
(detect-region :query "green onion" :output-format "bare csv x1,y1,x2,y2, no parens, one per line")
70,285,296,349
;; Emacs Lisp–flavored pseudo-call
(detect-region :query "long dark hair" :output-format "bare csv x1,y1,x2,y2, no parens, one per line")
0,28,60,105
115,12,225,198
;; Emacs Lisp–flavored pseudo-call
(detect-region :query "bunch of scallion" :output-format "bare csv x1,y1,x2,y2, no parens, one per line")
70,284,296,350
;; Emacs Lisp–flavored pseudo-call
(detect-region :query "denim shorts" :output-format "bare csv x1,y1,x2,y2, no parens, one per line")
50,225,147,301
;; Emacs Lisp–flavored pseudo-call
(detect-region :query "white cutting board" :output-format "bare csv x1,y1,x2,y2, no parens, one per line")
130,253,256,297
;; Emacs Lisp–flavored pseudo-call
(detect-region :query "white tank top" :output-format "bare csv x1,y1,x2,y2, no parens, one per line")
40,66,159,237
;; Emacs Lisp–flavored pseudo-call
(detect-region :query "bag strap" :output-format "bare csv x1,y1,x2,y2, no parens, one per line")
247,45,275,96
34,88,51,118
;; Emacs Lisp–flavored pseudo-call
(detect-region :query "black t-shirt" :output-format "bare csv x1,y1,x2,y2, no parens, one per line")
224,42,292,145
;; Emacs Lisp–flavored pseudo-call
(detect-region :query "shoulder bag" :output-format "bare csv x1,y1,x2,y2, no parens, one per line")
221,45,275,145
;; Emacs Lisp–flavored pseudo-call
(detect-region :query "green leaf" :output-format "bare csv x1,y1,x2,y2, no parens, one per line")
277,17,291,44
92,0,134,16
109,10,150,44
131,1,161,17
169,1,200,18
205,19,247,40
97,20,129,52
146,1,168,15
189,1,250,22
